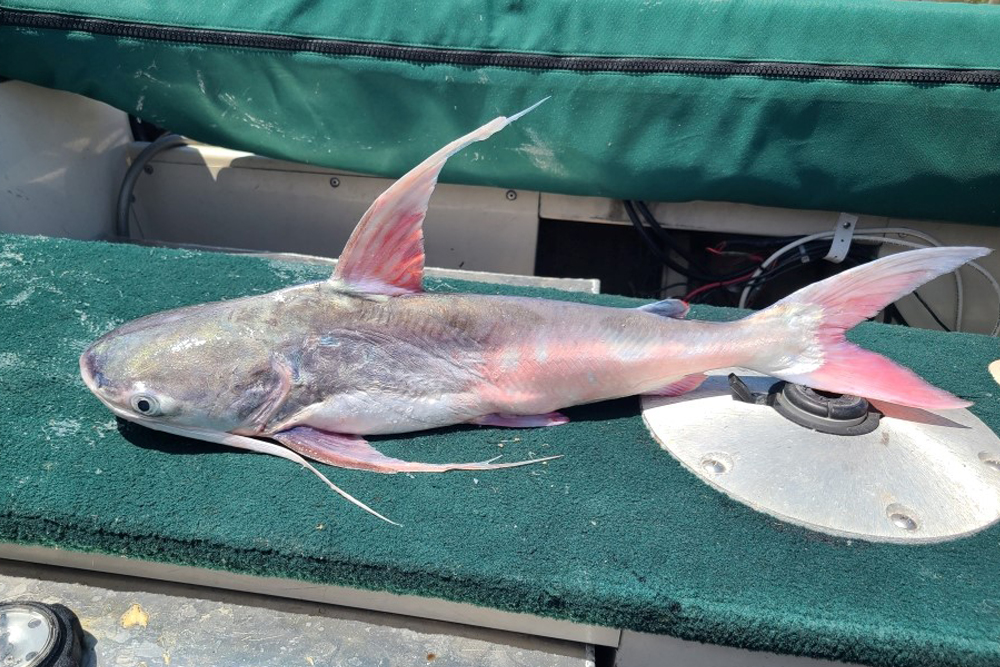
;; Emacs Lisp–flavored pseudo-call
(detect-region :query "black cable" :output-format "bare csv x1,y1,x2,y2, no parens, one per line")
128,115,168,142
679,239,839,305
883,303,910,327
689,237,954,332
634,200,771,281
635,201,707,270
738,244,954,332
623,201,761,283
115,133,188,238
624,201,674,266
749,243,834,287
686,249,823,304
911,291,952,332
714,234,817,249
740,249,862,308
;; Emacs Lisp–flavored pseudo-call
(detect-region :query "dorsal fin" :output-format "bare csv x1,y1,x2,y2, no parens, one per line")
332,99,549,294
639,298,690,319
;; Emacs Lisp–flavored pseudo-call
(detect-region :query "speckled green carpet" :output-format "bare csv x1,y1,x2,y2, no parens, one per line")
2,233,999,666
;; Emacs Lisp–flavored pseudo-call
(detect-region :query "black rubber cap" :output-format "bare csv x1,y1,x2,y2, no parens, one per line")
771,382,882,436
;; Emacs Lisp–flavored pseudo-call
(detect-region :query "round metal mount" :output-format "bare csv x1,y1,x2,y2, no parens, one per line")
642,370,1000,543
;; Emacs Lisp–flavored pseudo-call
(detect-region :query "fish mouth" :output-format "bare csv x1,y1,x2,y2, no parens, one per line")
79,350,102,393
78,350,248,444
79,350,142,424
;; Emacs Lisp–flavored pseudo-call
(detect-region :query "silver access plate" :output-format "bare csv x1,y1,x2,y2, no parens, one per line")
0,559,594,667
642,370,1000,544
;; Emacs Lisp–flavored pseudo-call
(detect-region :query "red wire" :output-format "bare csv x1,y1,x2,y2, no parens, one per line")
684,270,758,302
705,246,764,263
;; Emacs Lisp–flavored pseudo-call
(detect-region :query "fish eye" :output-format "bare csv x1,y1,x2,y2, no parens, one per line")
130,393,161,416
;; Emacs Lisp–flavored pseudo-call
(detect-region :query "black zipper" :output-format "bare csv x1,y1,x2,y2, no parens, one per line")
3,8,1000,86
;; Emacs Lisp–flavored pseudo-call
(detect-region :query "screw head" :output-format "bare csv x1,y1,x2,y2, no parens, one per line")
505,190,517,201
702,458,726,474
979,452,1000,471
699,452,732,475
330,177,341,188
143,165,154,175
886,504,919,532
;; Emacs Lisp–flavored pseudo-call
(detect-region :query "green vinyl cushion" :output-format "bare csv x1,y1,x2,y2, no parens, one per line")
1,233,999,666
1,0,1000,224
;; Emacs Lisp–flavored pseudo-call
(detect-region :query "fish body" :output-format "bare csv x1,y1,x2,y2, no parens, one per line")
81,100,991,522
84,286,754,437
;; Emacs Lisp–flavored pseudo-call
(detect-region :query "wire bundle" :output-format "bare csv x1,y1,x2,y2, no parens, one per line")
625,201,1000,336
624,201,861,307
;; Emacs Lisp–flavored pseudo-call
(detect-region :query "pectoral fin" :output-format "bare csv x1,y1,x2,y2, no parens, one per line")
471,412,569,428
331,99,548,295
271,426,560,474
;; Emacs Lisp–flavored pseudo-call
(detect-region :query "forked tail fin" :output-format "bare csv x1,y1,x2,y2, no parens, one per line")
747,246,991,410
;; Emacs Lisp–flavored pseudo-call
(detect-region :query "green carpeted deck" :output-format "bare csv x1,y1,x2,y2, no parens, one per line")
2,233,999,666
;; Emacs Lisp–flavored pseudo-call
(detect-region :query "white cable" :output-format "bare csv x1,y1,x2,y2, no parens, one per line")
854,235,999,336
738,227,954,311
737,229,1000,336
738,228,872,309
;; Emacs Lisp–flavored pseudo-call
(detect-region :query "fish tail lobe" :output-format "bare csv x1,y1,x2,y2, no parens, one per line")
746,246,990,410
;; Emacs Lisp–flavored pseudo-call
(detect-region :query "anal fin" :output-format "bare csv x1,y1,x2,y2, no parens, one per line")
271,426,560,474
644,373,707,397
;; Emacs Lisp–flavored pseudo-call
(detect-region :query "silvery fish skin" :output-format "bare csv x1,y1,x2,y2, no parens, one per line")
82,286,755,436
81,100,990,522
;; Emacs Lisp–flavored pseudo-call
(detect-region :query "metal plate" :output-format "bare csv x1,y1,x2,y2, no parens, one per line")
0,543,619,648
0,559,594,667
642,370,1000,543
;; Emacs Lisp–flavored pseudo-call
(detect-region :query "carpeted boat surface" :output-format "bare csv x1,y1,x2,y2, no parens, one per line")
1,233,998,666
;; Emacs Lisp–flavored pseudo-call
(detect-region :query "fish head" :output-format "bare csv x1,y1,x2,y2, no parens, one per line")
80,302,281,435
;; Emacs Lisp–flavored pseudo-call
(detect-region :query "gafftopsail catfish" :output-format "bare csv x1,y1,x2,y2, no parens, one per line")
81,101,989,523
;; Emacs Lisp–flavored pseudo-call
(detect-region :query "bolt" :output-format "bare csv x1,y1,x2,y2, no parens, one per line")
979,452,1000,471
505,190,517,201
700,453,732,475
143,165,154,175
889,512,917,531
330,177,340,188
702,458,726,474
886,504,919,532
842,221,851,228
